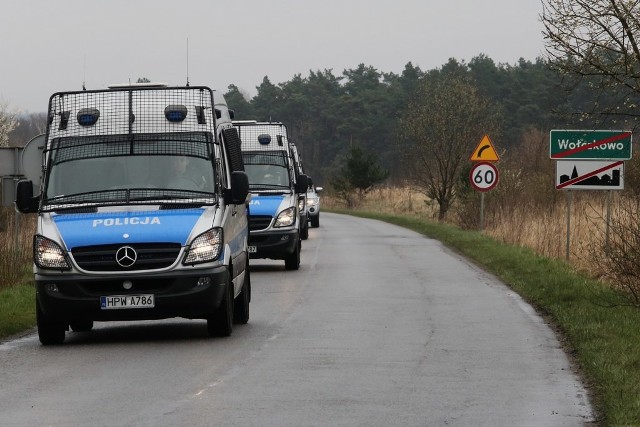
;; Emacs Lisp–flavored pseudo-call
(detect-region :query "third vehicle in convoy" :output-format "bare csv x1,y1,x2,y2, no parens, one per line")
306,179,322,228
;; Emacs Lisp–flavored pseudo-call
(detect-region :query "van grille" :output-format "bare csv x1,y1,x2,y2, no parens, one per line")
72,243,181,271
249,215,273,231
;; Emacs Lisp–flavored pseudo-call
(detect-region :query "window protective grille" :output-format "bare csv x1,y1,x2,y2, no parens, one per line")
41,87,219,211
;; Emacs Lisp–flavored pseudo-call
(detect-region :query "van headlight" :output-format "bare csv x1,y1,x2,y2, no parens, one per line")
34,235,70,270
183,228,223,265
274,206,296,227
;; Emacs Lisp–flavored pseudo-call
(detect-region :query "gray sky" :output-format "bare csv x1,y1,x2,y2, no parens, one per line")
0,0,545,113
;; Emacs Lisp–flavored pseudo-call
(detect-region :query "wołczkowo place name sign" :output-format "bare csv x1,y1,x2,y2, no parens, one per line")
549,130,632,160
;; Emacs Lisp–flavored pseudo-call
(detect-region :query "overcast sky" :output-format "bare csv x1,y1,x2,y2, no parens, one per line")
0,0,545,113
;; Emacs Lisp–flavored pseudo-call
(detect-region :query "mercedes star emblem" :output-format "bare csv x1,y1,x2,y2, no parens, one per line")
115,246,137,268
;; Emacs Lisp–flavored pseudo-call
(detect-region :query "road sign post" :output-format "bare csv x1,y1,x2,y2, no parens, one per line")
469,162,499,192
555,160,624,190
470,135,500,162
550,129,632,260
470,136,499,230
550,130,632,160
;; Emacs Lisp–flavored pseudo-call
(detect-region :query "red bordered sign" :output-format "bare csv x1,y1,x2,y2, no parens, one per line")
469,162,499,192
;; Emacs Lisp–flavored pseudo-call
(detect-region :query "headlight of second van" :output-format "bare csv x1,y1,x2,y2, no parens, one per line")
34,235,70,270
183,228,223,265
274,206,296,227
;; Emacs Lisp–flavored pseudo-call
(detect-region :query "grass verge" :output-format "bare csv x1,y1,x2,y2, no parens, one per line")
0,283,35,339
333,209,640,426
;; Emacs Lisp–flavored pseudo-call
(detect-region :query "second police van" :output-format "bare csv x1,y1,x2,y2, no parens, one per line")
233,121,308,270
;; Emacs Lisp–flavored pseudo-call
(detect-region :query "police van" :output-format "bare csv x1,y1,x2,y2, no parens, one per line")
233,121,308,270
16,84,251,345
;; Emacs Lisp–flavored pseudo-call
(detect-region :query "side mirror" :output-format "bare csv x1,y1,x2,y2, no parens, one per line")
15,180,39,213
315,186,323,193
295,174,309,194
229,171,249,205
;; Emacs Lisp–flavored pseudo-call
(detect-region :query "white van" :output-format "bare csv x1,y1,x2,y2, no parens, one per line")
233,121,308,270
16,85,251,345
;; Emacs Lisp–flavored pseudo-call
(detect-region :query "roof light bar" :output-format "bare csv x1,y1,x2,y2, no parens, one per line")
165,105,188,122
258,134,271,145
77,108,100,126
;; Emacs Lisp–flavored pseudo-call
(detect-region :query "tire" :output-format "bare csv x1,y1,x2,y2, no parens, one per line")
207,271,233,337
300,219,309,240
233,260,251,324
311,213,319,228
36,299,66,345
70,320,94,332
284,238,301,270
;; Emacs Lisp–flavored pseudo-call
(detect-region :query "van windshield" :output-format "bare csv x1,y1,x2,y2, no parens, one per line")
242,151,291,191
43,132,216,210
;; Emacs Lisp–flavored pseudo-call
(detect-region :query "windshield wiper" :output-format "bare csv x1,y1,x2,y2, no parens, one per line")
129,190,216,201
250,183,291,190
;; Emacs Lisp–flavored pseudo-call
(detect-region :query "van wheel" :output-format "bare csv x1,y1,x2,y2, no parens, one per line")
37,299,66,345
284,238,301,270
207,272,233,337
233,260,251,324
300,220,309,240
311,214,319,228
70,320,94,332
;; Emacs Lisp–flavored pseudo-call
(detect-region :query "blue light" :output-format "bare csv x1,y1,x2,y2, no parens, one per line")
164,105,188,122
258,134,271,145
77,108,99,126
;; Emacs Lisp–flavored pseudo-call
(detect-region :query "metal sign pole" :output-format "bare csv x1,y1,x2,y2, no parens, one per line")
605,190,612,250
566,190,572,260
479,192,485,231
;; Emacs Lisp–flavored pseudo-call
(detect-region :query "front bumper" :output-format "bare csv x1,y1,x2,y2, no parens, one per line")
249,229,299,260
35,266,228,322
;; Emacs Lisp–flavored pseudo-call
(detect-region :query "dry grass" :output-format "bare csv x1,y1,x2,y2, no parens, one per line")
0,209,35,289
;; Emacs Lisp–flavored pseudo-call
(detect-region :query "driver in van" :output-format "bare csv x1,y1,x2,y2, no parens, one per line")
168,156,205,190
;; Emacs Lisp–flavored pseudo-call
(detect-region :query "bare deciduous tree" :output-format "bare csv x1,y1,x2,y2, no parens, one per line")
0,102,18,147
542,0,640,125
399,72,501,221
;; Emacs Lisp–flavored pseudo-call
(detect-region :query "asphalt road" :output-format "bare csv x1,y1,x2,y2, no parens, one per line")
0,212,594,426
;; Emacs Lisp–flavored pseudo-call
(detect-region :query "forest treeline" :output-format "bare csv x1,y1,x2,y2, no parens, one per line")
8,54,634,185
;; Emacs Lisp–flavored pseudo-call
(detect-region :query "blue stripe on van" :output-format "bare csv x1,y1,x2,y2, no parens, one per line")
52,209,205,250
248,195,285,217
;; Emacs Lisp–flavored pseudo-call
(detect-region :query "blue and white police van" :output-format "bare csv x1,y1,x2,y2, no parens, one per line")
16,84,251,345
233,121,308,270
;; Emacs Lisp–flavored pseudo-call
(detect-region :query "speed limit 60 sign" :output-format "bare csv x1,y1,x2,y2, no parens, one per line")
470,162,499,192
